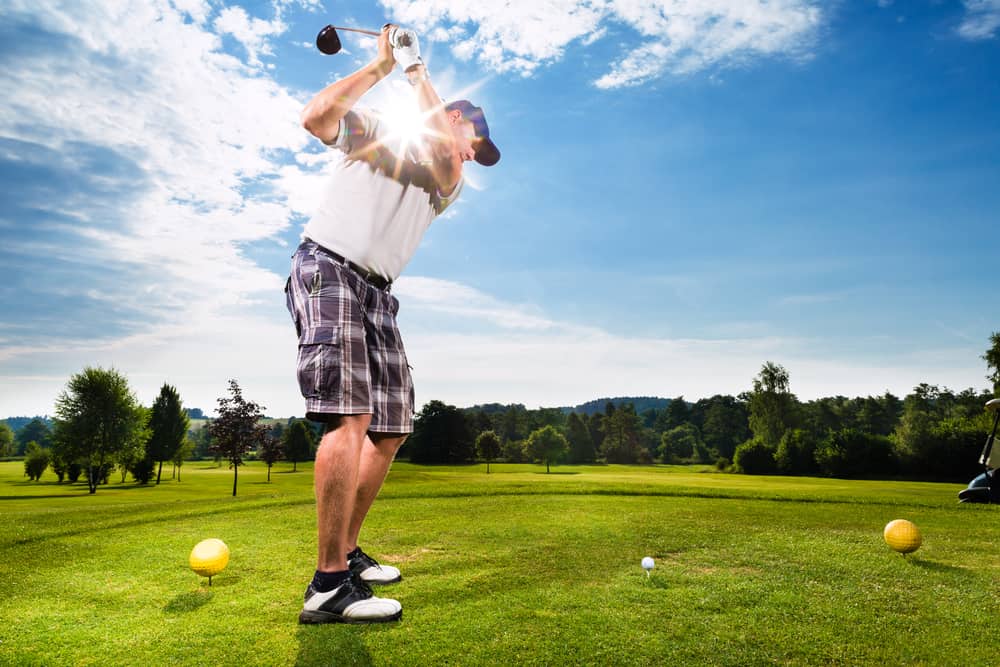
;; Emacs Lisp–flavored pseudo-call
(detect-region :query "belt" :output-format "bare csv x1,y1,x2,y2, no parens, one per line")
303,238,392,290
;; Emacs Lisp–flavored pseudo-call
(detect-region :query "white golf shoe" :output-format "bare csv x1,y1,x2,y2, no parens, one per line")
348,546,402,585
298,576,402,624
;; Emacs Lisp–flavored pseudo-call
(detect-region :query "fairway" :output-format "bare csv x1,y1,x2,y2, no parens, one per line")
2,462,999,666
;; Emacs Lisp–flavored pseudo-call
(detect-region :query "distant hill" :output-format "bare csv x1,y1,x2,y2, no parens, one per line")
464,403,527,414
2,416,53,433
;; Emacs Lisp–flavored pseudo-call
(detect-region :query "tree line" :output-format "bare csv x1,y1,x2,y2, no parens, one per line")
402,333,1000,481
8,369,320,495
6,332,999,486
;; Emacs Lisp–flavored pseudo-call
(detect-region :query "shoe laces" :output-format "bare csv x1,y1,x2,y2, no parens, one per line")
350,573,374,598
351,546,381,570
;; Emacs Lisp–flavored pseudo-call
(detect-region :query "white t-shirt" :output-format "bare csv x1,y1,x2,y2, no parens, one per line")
302,107,463,281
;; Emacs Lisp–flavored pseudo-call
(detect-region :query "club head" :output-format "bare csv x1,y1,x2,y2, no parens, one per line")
316,25,342,55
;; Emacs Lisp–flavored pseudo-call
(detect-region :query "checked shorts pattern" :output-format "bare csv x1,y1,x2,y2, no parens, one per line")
285,240,415,433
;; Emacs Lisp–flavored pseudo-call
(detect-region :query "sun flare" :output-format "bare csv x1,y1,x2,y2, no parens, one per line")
377,90,430,155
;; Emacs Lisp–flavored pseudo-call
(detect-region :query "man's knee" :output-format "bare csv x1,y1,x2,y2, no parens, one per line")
370,433,408,454
318,414,372,443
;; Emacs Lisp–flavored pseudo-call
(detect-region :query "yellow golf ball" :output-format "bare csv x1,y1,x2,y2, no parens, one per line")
189,538,230,578
883,519,922,554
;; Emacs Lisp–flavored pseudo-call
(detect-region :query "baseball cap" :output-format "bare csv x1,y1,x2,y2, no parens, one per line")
445,100,501,166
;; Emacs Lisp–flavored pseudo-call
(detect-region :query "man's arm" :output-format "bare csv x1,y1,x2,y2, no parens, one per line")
300,28,396,143
407,64,463,196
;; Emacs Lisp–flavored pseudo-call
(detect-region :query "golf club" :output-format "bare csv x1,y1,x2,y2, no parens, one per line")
316,24,412,55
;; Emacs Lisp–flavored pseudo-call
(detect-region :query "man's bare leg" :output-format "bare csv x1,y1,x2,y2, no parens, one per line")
347,433,407,552
314,414,371,572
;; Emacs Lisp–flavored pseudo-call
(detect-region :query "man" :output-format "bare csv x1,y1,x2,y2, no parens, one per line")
286,24,500,624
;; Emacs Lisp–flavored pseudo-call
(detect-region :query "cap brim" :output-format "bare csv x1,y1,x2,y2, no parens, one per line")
474,138,500,167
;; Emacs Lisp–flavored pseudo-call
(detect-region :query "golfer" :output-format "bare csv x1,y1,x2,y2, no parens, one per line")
286,24,500,624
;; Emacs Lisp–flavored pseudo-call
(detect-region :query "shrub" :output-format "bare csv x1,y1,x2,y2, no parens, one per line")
130,457,156,484
815,429,896,478
775,429,820,475
23,442,50,481
733,438,776,474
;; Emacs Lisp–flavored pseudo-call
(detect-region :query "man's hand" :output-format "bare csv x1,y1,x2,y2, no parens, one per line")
300,26,396,143
388,27,423,72
376,24,396,75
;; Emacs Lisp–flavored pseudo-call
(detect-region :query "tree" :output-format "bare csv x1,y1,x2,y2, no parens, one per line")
659,424,699,463
190,424,213,460
501,438,525,463
282,420,315,472
474,430,502,473
129,456,156,484
407,400,473,463
587,413,605,455
148,384,190,484
0,422,14,457
172,438,194,481
497,405,529,445
774,429,819,475
814,429,896,479
566,412,596,463
52,367,149,494
207,379,267,497
748,362,799,447
523,425,569,473
601,404,644,463
259,433,283,481
16,418,51,456
893,384,941,475
658,397,691,432
23,442,50,481
699,395,750,460
116,407,150,483
855,393,903,436
984,331,1000,396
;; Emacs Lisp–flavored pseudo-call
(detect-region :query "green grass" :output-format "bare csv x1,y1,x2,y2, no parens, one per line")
2,461,999,666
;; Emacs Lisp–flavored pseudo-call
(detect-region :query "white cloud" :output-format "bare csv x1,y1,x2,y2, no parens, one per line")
957,0,1000,40
382,0,823,87
0,0,314,409
2,273,984,417
214,6,286,67
395,277,564,331
395,283,987,409
171,0,211,24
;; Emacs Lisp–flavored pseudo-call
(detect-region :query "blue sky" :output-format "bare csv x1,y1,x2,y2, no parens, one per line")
1,0,997,418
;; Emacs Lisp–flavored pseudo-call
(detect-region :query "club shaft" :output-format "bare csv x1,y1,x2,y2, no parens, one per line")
332,25,381,37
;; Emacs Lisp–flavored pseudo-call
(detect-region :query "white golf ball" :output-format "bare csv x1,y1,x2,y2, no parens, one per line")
641,556,654,571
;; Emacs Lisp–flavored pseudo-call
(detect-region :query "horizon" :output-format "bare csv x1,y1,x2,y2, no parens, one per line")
4,384,992,423
1,1,997,419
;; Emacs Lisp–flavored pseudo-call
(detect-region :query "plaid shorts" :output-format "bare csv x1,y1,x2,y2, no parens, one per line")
285,240,414,433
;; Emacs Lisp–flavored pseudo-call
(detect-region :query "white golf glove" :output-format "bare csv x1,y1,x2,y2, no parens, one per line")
389,27,422,72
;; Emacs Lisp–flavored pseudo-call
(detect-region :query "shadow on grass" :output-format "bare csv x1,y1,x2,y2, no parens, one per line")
642,575,671,589
532,471,580,476
295,623,390,667
907,557,965,573
164,589,214,614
